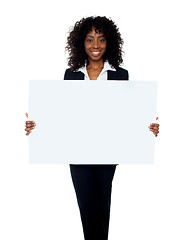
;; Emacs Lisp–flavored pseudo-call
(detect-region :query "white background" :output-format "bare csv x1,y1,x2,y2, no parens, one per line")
0,0,182,239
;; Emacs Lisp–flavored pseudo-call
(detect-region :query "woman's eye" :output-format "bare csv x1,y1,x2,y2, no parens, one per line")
99,38,105,42
87,39,93,42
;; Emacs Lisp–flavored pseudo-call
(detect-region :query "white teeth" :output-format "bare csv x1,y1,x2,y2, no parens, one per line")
90,51,101,57
92,51,100,54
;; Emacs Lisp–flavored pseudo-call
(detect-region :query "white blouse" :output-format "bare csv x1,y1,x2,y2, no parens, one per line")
75,61,116,80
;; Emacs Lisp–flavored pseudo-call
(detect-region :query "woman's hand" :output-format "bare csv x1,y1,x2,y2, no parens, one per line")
148,117,160,137
25,113,36,136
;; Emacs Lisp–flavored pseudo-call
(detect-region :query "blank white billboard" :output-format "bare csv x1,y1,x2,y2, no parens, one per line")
29,80,157,164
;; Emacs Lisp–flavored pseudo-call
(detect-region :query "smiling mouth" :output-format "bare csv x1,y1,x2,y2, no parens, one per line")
91,51,101,57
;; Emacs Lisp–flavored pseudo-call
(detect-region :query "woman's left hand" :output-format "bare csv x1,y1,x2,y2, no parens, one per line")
148,117,160,137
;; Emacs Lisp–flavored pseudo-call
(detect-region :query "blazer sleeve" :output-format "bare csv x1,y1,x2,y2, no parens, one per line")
124,68,129,80
64,69,72,80
107,67,129,80
116,67,129,80
64,68,85,80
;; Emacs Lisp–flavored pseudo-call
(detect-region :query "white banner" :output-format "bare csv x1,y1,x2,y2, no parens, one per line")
28,80,157,164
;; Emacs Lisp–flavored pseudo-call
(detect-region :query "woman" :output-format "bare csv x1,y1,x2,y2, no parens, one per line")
25,16,159,240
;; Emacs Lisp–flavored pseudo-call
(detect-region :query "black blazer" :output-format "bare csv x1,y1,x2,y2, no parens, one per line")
64,67,129,80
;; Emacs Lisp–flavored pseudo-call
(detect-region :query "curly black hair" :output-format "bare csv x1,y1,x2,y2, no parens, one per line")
65,16,124,71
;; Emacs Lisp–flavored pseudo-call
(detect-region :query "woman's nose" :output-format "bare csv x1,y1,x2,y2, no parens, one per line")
92,39,99,48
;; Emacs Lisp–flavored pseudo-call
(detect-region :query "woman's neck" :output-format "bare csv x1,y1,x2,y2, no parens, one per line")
87,59,104,70
86,59,105,80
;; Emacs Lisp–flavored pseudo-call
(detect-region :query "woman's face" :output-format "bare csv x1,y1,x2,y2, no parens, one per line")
84,26,107,63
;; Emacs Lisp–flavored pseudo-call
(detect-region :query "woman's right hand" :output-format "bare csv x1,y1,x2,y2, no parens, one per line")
25,113,36,136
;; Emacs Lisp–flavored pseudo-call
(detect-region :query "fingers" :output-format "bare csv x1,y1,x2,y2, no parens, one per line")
26,130,32,136
148,123,160,137
149,123,159,129
25,113,36,135
26,121,36,125
25,121,36,126
148,116,160,137
25,125,36,131
153,129,159,136
25,122,36,129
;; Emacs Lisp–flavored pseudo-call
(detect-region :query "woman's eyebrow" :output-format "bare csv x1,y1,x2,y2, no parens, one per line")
86,34,105,38
86,35,94,38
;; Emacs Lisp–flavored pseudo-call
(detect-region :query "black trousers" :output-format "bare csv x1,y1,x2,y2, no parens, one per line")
70,164,117,240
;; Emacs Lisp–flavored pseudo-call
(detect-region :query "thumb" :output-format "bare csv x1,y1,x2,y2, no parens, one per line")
25,113,28,118
156,117,159,121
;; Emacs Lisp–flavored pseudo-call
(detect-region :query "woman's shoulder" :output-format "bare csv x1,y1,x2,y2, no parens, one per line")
64,68,73,79
108,66,129,80
116,66,128,75
64,68,84,80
